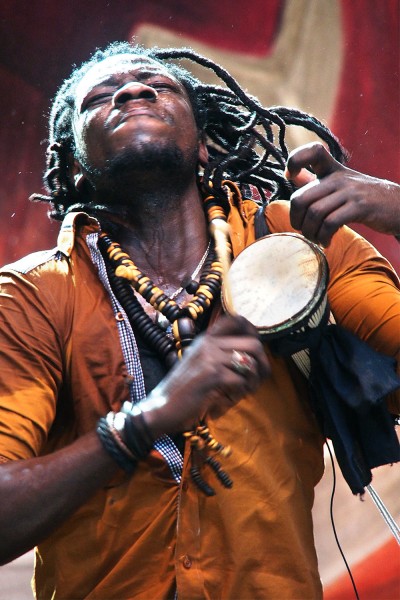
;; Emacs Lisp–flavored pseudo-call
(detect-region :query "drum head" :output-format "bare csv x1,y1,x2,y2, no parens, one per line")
224,233,328,338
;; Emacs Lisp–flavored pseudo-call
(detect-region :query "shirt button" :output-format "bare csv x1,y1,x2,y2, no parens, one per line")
182,555,192,569
124,375,135,386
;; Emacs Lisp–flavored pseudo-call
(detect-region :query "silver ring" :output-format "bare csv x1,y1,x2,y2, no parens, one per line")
230,350,257,376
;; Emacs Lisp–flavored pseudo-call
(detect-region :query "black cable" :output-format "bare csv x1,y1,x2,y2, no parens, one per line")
325,441,360,600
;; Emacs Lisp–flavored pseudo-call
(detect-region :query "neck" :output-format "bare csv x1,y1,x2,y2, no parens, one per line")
100,178,210,292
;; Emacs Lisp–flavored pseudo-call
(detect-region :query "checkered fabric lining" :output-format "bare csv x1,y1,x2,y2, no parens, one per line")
86,232,183,483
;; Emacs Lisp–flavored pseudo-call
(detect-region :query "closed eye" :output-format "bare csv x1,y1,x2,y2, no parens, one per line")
149,81,179,93
83,93,113,110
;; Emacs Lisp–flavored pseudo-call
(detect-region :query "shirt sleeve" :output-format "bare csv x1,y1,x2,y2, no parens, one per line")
0,265,70,460
266,200,400,413
325,226,400,414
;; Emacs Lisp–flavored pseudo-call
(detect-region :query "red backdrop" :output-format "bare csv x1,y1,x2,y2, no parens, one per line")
0,0,398,268
0,3,398,596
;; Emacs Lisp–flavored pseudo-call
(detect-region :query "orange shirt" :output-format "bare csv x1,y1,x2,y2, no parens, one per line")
0,195,398,599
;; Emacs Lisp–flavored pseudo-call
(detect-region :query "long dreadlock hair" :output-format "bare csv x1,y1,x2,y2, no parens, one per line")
31,41,347,220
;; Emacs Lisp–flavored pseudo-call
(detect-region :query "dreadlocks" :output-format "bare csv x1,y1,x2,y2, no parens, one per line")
31,41,347,220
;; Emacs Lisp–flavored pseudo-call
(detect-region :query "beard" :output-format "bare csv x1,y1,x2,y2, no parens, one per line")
76,138,199,199
107,142,189,178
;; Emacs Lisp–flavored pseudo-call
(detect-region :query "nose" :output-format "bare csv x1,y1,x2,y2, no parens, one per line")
112,82,158,106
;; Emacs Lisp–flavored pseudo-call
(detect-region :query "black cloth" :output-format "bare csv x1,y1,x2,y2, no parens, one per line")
271,321,400,494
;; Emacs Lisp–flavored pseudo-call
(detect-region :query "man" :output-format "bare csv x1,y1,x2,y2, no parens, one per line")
0,42,398,599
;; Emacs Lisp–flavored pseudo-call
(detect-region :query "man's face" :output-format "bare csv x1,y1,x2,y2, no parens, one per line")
71,53,205,188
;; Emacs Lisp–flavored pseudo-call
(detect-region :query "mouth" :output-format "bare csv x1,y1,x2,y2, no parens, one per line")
118,108,161,124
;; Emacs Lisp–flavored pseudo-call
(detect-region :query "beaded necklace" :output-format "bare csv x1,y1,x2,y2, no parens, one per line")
99,234,222,363
99,191,234,495
168,239,211,301
100,191,230,359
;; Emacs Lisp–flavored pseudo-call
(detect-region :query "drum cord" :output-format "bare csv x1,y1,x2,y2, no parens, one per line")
325,440,400,598
325,441,361,600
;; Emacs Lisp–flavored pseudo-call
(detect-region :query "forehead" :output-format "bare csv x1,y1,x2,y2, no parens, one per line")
74,54,181,100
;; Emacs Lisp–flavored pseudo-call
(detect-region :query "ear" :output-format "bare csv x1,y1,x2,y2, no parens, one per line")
198,137,209,167
69,156,87,192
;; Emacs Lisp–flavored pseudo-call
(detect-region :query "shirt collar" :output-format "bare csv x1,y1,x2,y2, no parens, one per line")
57,211,100,257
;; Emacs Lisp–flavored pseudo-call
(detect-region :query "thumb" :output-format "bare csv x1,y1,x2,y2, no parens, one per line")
284,166,315,188
286,142,343,182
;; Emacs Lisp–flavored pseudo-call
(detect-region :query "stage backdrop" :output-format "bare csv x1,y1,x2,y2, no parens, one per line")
0,0,398,269
0,1,399,597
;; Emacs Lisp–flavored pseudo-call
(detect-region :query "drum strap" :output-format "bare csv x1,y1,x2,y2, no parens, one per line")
254,205,270,239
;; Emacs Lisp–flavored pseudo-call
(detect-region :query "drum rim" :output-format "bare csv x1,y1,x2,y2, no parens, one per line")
223,232,329,338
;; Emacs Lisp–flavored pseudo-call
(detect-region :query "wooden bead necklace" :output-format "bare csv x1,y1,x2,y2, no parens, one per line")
99,234,222,362
169,240,211,301
99,190,234,495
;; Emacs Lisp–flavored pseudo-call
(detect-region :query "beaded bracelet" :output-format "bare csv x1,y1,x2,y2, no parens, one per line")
97,408,154,472
96,416,137,473
123,411,154,461
105,412,138,462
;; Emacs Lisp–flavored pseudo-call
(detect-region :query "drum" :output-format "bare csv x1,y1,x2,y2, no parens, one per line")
223,232,400,497
223,233,329,350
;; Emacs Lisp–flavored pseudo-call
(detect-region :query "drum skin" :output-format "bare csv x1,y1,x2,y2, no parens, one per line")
224,233,329,340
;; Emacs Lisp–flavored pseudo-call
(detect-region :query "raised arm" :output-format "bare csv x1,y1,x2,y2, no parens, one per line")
285,142,400,246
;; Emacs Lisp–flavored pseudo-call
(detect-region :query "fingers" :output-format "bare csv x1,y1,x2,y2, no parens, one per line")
306,196,374,248
199,319,271,415
290,182,347,245
207,313,259,338
289,177,338,236
149,315,271,434
200,345,267,420
286,142,343,181
286,143,349,245
207,315,270,378
284,166,316,188
218,336,270,380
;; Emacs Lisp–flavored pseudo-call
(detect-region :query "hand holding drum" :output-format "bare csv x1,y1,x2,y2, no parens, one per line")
142,314,270,437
